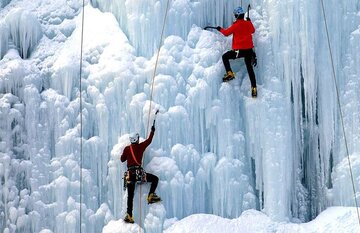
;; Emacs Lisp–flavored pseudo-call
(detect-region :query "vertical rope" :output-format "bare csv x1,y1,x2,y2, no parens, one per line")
139,0,171,232
145,0,171,133
320,0,360,226
79,1,85,232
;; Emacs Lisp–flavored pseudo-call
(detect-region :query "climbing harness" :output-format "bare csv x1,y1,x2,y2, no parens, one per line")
320,0,360,227
123,144,148,191
123,166,147,191
129,166,147,183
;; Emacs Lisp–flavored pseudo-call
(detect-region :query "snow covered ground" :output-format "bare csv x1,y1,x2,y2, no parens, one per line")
1,0,360,232
103,207,360,233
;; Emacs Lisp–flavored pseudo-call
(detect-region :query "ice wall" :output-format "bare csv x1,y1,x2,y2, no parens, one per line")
102,22,258,223
90,0,241,57
1,0,360,232
0,53,31,232
0,4,110,233
329,0,360,209
249,0,360,221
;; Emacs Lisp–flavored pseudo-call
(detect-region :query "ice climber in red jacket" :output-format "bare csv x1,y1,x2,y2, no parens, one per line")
217,6,258,97
121,125,161,223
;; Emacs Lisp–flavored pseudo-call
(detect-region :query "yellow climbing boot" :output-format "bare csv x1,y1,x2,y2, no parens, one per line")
147,193,161,204
251,86,257,98
124,213,134,223
223,71,235,82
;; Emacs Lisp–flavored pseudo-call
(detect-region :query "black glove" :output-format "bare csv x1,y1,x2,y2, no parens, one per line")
246,17,251,21
251,50,257,67
216,26,221,31
151,125,155,132
252,57,257,67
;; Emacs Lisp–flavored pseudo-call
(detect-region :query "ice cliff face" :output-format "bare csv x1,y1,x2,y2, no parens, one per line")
0,0,360,232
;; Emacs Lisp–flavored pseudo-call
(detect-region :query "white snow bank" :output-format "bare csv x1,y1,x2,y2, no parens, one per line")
102,203,166,233
162,207,360,233
102,207,360,233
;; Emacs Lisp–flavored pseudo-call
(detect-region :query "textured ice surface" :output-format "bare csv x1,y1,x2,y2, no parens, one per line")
0,0,360,232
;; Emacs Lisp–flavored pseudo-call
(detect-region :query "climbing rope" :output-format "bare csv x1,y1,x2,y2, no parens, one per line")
145,0,171,132
79,0,85,232
319,0,360,226
138,0,171,231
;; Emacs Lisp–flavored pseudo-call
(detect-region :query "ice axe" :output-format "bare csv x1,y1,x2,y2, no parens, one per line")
152,109,159,127
204,26,218,30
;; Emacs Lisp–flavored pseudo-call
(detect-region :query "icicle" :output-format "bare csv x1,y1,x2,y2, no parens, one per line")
0,20,9,59
4,9,42,59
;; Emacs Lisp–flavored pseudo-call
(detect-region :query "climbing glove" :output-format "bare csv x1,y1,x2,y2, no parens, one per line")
251,50,257,67
151,125,155,132
252,57,257,67
216,26,221,31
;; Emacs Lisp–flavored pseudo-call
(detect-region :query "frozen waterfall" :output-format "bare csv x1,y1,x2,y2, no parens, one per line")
1,0,360,232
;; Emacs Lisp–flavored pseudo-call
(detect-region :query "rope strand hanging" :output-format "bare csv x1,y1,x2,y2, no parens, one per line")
139,0,171,232
79,0,85,232
319,0,360,226
145,0,172,134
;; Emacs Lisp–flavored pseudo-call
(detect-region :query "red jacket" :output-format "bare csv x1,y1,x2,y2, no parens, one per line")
220,19,255,50
121,130,154,167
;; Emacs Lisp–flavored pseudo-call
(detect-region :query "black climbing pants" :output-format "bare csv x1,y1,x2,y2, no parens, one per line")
222,49,256,88
127,172,159,216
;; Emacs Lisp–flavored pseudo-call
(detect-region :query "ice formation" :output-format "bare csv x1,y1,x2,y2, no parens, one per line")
0,0,360,232
0,0,11,8
3,9,43,59
0,21,9,59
